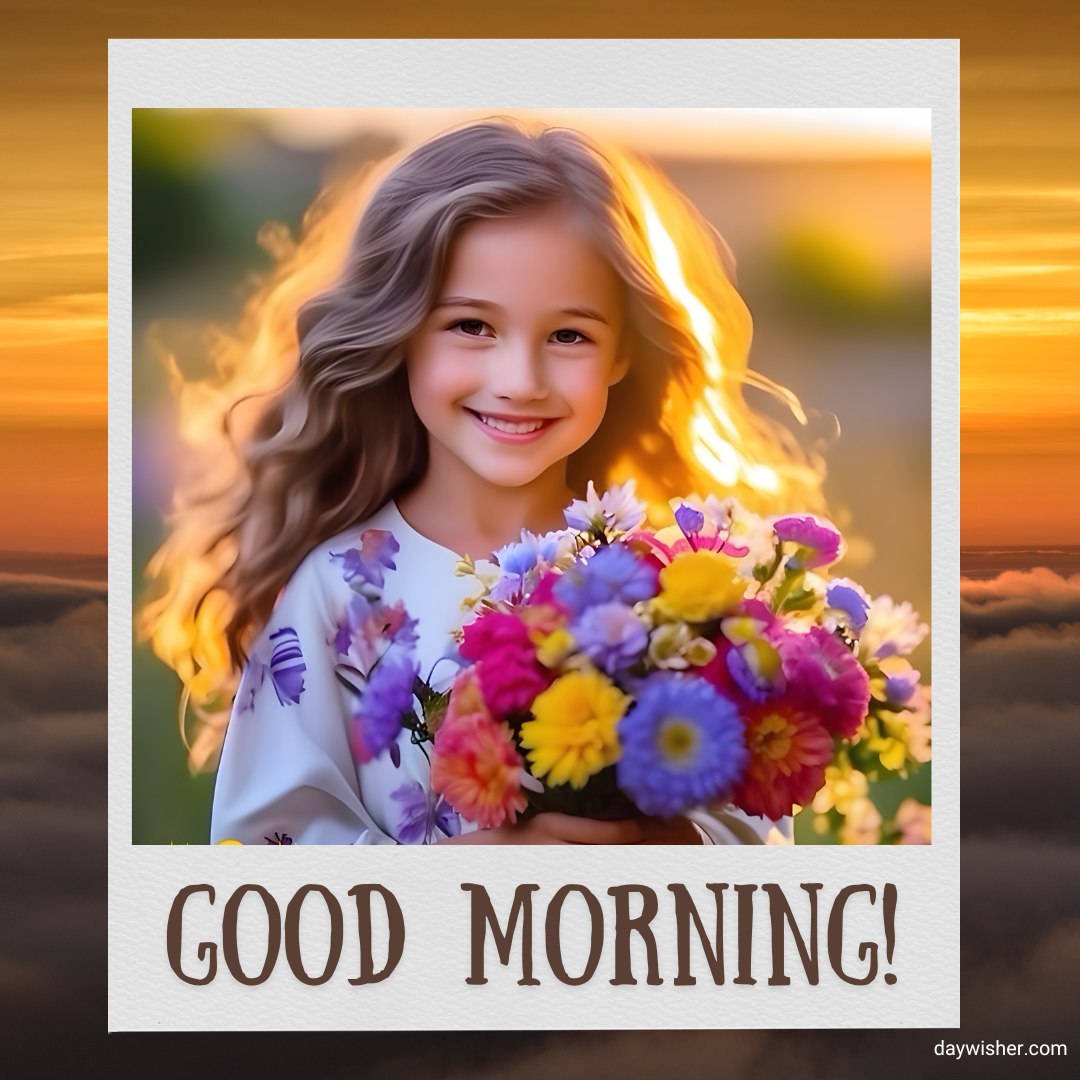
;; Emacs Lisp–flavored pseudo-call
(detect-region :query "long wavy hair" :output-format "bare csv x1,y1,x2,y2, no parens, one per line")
138,117,825,771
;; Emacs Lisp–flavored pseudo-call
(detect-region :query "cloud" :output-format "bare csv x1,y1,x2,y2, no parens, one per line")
0,575,106,1047
961,623,1080,709
0,573,107,628
960,702,1080,839
0,594,107,714
961,568,1080,638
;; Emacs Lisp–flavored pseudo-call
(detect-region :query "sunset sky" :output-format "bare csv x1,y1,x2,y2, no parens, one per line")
0,3,1077,550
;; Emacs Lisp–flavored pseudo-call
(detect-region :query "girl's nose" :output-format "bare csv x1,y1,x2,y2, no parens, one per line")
489,340,548,402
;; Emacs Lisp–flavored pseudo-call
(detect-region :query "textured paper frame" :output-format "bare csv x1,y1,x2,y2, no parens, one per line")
109,38,959,1030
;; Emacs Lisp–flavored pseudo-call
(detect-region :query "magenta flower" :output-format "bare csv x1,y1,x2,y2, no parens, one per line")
778,626,870,738
772,515,843,570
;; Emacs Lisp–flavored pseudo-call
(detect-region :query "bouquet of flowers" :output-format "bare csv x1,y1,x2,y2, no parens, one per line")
340,482,930,838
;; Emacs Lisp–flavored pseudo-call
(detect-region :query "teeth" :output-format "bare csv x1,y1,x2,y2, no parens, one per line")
478,414,546,434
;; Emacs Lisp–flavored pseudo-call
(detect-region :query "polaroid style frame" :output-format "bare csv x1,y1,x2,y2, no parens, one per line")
109,39,959,1030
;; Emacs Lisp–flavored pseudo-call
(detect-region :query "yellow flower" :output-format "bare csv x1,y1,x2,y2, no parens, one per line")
811,761,868,815
534,628,576,669
519,668,629,789
654,550,744,623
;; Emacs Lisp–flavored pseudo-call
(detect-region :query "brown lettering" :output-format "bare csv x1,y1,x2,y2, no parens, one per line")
461,883,541,986
166,884,217,985
668,883,727,986
347,884,405,985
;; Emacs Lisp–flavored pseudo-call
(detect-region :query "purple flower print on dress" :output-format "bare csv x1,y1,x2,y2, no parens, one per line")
330,529,400,590
332,593,419,673
391,781,461,844
772,515,843,570
268,626,306,705
349,649,420,764
263,832,294,845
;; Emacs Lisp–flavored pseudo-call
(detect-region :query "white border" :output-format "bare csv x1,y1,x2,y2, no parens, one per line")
109,39,958,1030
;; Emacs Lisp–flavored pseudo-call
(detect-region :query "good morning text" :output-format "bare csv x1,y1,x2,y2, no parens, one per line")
166,880,899,988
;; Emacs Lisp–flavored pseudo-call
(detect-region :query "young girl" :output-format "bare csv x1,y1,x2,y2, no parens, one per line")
141,118,821,846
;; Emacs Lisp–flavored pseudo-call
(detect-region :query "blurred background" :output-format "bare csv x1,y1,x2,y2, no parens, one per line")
132,107,931,845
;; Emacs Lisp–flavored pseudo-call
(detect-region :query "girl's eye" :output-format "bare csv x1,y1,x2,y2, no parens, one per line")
551,328,589,345
450,319,491,337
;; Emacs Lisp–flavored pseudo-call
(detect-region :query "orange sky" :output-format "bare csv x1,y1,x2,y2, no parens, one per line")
1,2,1078,551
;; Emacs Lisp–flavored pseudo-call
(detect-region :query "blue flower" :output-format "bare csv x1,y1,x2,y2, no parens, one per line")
572,602,648,674
349,648,419,764
554,543,658,615
493,535,539,577
826,578,871,630
616,675,748,818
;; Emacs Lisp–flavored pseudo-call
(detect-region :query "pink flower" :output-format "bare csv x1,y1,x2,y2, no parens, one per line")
460,610,532,660
430,668,527,829
772,514,844,570
459,609,554,716
480,646,554,716
527,570,567,612
778,626,870,738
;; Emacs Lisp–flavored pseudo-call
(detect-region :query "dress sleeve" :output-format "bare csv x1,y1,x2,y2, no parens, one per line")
686,805,794,845
209,551,396,846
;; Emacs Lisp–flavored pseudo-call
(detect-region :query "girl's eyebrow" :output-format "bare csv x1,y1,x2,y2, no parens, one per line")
434,296,610,325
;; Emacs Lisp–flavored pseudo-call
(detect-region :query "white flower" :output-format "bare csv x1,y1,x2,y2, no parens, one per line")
859,596,929,660
564,479,646,534
720,500,779,579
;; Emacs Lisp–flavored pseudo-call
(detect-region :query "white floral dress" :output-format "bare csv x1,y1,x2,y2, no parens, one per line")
209,502,793,846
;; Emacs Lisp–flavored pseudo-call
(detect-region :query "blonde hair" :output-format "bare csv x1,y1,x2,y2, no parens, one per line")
138,117,824,771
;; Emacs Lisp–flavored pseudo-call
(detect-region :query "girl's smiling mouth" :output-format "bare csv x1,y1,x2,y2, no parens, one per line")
464,407,559,442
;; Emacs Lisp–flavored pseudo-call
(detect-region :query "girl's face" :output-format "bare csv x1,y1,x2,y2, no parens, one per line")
406,205,628,491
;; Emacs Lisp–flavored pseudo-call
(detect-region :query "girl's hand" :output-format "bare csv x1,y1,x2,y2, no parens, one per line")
633,815,706,845
437,812,703,845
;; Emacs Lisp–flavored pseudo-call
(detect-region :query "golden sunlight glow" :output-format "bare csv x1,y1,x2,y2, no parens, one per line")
622,164,822,507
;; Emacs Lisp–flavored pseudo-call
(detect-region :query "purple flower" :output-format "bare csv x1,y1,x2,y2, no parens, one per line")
349,649,419,764
772,515,843,570
885,670,920,706
826,578,871,631
268,626,306,705
391,781,461,844
617,675,748,818
330,529,399,590
553,543,659,615
674,503,705,537
572,602,649,674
